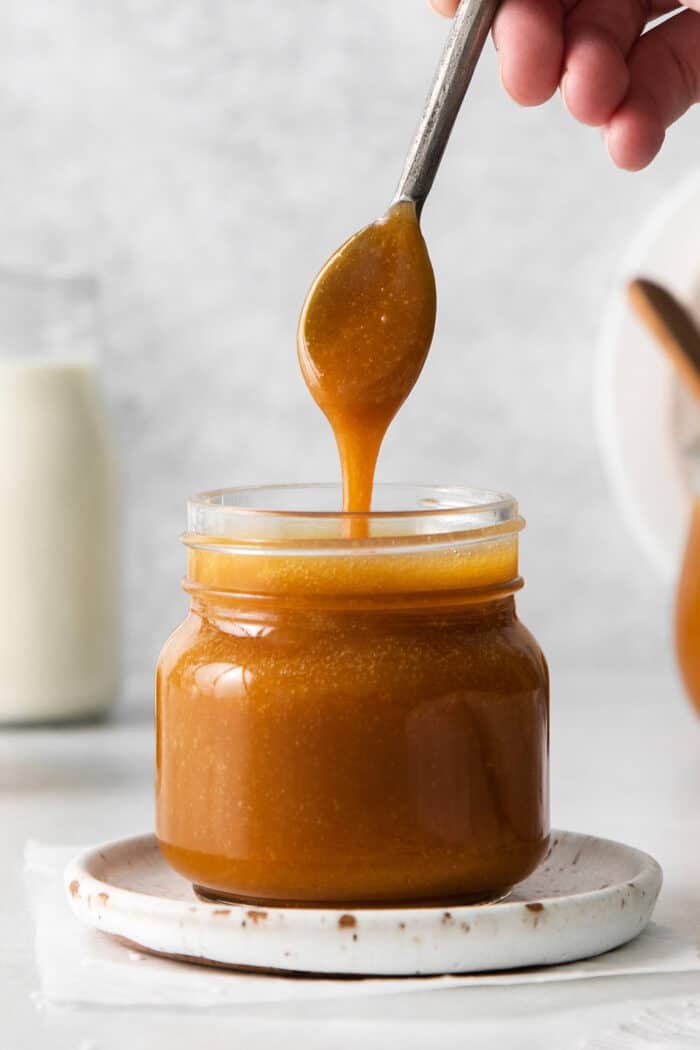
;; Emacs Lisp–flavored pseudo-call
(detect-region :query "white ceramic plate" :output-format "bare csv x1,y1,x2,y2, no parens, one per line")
65,830,662,977
596,169,700,582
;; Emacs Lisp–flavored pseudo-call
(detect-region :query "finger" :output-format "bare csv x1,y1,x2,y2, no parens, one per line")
429,0,459,15
561,0,648,126
649,0,683,14
605,9,700,170
492,0,565,106
429,0,682,25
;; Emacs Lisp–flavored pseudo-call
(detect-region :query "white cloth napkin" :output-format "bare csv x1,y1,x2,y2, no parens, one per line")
579,1000,700,1050
25,842,700,1009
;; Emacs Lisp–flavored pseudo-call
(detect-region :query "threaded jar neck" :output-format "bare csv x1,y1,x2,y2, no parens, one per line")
182,484,525,605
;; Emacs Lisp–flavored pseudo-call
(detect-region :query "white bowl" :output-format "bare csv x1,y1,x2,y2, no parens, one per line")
596,169,700,581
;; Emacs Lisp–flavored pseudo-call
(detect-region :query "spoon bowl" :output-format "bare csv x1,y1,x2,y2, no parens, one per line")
297,202,436,513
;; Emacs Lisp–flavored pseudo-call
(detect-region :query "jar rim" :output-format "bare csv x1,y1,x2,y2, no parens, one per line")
184,483,523,550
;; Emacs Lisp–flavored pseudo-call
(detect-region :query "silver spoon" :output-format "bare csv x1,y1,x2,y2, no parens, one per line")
393,0,502,215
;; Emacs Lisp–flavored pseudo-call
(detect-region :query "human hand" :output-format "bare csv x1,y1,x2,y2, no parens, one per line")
430,0,700,170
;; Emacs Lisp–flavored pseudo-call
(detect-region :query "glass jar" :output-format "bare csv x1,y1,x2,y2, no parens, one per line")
156,484,549,906
0,269,120,724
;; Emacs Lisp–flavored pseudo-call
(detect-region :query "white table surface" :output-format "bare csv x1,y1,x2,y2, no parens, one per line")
3,667,700,1050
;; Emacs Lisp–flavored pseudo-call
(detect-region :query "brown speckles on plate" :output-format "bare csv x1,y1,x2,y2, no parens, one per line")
338,914,357,930
461,922,471,933
441,911,453,925
247,910,268,924
213,909,230,917
526,902,545,925
571,838,590,866
544,836,559,860
96,892,109,907
68,880,80,898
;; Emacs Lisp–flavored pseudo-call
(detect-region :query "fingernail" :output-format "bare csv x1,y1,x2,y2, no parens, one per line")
498,56,507,93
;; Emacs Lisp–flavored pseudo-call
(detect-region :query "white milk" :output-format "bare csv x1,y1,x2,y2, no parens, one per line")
0,360,120,722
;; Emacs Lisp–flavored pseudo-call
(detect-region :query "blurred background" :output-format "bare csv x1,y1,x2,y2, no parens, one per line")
1,0,698,714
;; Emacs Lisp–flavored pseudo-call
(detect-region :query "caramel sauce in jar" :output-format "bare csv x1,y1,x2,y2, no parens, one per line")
156,485,550,905
157,195,551,907
676,497,700,715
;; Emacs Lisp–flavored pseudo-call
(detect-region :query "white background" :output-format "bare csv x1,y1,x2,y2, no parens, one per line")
0,0,698,709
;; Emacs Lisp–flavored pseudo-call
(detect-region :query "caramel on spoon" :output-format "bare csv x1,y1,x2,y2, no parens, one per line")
628,278,700,405
298,0,501,514
298,203,436,515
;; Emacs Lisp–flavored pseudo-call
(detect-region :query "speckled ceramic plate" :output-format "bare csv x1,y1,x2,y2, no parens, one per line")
64,830,661,977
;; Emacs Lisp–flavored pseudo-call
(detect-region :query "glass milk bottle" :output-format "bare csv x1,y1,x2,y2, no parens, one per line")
0,270,120,723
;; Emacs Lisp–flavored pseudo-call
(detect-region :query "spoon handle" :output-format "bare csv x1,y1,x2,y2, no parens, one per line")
393,0,501,214
628,278,700,406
